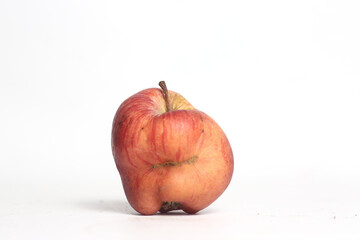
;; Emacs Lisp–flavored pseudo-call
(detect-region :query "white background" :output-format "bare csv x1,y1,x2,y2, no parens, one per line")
1,0,360,239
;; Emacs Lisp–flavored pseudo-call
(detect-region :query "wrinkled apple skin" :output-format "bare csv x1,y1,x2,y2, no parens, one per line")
111,88,233,215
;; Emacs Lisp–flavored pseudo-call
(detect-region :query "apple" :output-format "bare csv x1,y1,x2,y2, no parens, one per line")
111,81,233,215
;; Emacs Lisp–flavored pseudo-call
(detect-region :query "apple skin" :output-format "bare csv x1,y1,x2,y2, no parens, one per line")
111,87,233,215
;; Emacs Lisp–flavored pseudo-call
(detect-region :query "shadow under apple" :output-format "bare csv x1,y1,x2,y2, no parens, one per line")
79,199,136,215
78,199,215,216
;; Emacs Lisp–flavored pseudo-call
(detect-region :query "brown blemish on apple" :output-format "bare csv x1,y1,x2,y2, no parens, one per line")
117,115,126,126
152,156,197,169
201,129,204,133
159,201,181,213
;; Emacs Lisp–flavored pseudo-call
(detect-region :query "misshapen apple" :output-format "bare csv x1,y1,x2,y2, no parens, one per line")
111,81,233,215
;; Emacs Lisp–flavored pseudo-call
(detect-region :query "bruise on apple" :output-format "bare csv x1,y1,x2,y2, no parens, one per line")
159,201,181,213
111,82,234,215
152,156,197,169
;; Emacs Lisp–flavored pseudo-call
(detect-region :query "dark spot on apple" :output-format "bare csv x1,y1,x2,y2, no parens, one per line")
152,156,197,169
159,201,181,213
201,129,204,133
200,115,204,122
118,121,122,126
141,127,144,130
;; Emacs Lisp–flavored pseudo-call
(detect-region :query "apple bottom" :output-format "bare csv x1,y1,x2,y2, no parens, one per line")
121,158,231,215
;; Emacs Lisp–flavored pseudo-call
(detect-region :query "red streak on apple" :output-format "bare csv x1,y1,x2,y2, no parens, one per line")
111,82,234,215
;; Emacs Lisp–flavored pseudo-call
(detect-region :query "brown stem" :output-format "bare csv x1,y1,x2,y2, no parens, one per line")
159,81,172,112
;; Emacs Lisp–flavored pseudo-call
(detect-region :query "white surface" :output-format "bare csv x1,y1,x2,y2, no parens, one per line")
1,0,360,239
1,177,360,240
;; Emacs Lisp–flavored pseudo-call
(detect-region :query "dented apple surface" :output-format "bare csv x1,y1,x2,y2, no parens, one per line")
111,81,233,215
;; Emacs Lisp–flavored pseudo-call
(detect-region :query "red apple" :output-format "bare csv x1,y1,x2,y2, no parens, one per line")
111,81,233,215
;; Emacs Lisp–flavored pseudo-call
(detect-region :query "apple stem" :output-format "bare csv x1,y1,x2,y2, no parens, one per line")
159,81,172,112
